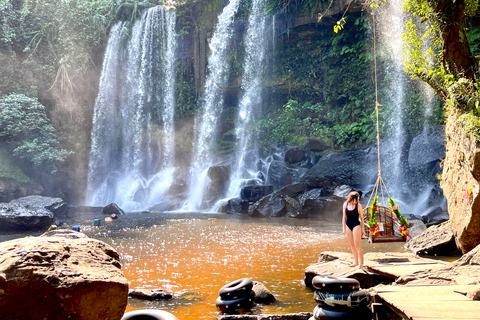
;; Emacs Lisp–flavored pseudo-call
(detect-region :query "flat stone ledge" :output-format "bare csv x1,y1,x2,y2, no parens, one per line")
305,251,450,289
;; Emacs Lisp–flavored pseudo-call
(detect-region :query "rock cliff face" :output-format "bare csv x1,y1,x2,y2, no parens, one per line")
441,110,480,253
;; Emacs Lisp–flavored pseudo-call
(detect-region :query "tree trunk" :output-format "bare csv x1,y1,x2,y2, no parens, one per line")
428,0,478,80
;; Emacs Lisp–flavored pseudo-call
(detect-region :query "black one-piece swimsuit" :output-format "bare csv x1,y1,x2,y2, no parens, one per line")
345,204,360,231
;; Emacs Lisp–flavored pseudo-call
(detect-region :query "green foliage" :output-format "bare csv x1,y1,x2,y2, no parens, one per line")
175,59,198,117
402,0,480,98
0,148,31,184
0,0,15,51
467,26,480,57
402,11,447,99
262,14,380,148
0,0,115,96
0,94,71,173
257,99,377,149
265,0,326,15
366,195,378,232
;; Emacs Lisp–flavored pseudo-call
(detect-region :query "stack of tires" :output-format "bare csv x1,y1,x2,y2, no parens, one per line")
310,276,372,320
215,278,255,314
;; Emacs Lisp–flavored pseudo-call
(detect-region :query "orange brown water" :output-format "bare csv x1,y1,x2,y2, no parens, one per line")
85,216,406,319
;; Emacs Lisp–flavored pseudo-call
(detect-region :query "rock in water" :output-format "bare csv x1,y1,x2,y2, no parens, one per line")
0,196,68,231
0,230,128,320
405,221,461,256
102,203,126,215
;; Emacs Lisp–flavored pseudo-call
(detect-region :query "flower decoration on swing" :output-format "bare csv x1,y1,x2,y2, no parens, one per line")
366,196,379,237
388,197,410,239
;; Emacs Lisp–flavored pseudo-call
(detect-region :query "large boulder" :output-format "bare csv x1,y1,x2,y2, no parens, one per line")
422,206,449,227
9,195,68,218
102,203,126,215
0,230,128,320
284,148,306,164
224,197,250,214
248,193,286,218
241,185,274,202
298,190,344,220
0,203,54,231
440,110,480,253
205,165,230,205
301,147,375,188
408,125,445,167
267,160,294,189
405,221,461,256
168,179,188,198
277,182,308,198
0,196,68,231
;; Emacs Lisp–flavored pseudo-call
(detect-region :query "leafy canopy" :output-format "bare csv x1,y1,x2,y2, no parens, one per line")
402,0,480,138
0,94,71,173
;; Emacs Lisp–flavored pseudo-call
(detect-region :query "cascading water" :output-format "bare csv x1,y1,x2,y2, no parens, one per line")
184,0,242,211
226,0,275,198
373,0,445,215
376,0,406,193
87,6,177,212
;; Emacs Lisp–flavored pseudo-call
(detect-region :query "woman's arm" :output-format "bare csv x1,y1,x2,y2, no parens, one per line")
342,203,346,235
358,204,365,236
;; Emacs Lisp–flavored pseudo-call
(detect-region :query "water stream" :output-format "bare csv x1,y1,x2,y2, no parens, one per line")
376,0,407,196
87,6,177,212
185,0,242,211
226,0,275,199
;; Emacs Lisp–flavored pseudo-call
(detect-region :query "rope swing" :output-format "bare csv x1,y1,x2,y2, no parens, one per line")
363,10,410,242
366,10,391,210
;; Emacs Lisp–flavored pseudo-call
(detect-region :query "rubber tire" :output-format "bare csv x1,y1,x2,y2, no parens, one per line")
215,291,255,313
314,289,371,309
311,276,360,293
313,305,356,320
219,278,254,300
121,309,179,320
313,305,372,320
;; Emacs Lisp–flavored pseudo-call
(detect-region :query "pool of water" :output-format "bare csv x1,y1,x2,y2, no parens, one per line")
0,212,407,319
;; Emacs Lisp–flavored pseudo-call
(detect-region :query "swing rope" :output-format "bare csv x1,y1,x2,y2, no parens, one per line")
366,10,391,209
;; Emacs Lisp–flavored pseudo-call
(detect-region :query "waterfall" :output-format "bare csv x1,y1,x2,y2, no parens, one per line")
87,6,177,212
372,0,445,215
184,0,242,211
226,0,274,198
376,0,407,195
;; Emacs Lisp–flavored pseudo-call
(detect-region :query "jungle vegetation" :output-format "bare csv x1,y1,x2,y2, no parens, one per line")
0,0,478,198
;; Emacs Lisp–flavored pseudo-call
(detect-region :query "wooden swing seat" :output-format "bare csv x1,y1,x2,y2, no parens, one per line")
364,205,406,243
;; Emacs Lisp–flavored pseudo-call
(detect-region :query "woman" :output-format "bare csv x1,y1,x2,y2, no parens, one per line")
342,191,365,267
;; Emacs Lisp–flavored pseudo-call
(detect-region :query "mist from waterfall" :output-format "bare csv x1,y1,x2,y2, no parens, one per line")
184,0,242,211
86,6,177,212
226,0,275,198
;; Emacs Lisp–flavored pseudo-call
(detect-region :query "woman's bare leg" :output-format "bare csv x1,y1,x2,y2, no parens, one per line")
352,226,364,267
346,228,358,267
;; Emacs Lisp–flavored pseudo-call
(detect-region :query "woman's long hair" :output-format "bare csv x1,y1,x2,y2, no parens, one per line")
346,191,360,204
